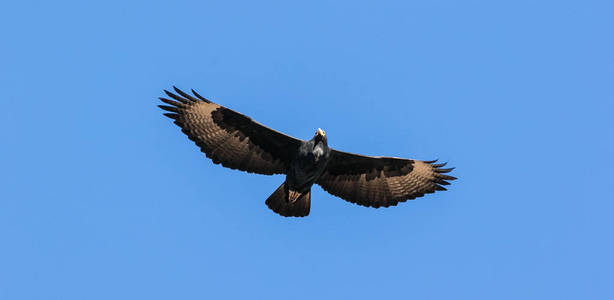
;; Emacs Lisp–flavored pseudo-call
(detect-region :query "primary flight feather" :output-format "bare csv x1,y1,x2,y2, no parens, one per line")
159,87,456,217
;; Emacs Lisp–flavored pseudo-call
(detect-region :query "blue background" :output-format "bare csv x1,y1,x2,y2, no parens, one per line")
2,0,613,299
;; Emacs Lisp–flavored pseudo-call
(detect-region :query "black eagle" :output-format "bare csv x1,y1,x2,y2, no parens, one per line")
159,87,456,217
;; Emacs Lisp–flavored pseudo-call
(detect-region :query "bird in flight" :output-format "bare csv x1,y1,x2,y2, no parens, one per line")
159,87,456,217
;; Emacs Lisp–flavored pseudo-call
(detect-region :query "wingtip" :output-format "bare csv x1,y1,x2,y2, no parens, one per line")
163,89,176,99
172,86,200,102
162,113,179,119
191,88,210,103
163,88,190,103
172,85,182,94
439,174,457,181
432,162,448,168
436,185,448,191
436,178,451,185
159,97,186,107
158,105,179,113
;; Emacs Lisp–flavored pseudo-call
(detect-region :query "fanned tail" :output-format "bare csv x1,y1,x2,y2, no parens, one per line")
265,182,311,217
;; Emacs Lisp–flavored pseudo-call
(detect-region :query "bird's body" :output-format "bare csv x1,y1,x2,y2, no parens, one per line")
264,130,332,216
159,87,456,217
287,130,331,193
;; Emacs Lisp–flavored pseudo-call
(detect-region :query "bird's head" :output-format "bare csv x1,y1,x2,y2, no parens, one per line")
313,128,328,145
314,128,327,143
312,128,328,162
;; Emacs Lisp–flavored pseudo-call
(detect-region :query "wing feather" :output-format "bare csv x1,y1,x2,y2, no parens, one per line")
159,87,302,175
317,150,456,207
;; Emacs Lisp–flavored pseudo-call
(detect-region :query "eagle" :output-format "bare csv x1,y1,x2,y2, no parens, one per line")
159,87,456,217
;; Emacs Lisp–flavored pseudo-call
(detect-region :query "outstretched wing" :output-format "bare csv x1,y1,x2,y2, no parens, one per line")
317,150,456,208
159,87,302,175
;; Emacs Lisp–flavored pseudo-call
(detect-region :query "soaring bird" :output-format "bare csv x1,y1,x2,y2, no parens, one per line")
159,87,456,217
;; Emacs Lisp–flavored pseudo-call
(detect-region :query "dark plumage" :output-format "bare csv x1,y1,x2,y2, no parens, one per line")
159,87,457,217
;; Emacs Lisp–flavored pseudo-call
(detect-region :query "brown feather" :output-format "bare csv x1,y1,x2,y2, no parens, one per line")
159,88,302,175
317,150,456,208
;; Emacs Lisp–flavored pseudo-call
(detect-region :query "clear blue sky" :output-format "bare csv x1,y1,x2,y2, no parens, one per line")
2,0,613,299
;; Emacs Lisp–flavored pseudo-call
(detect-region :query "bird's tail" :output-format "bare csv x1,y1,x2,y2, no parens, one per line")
265,182,311,217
